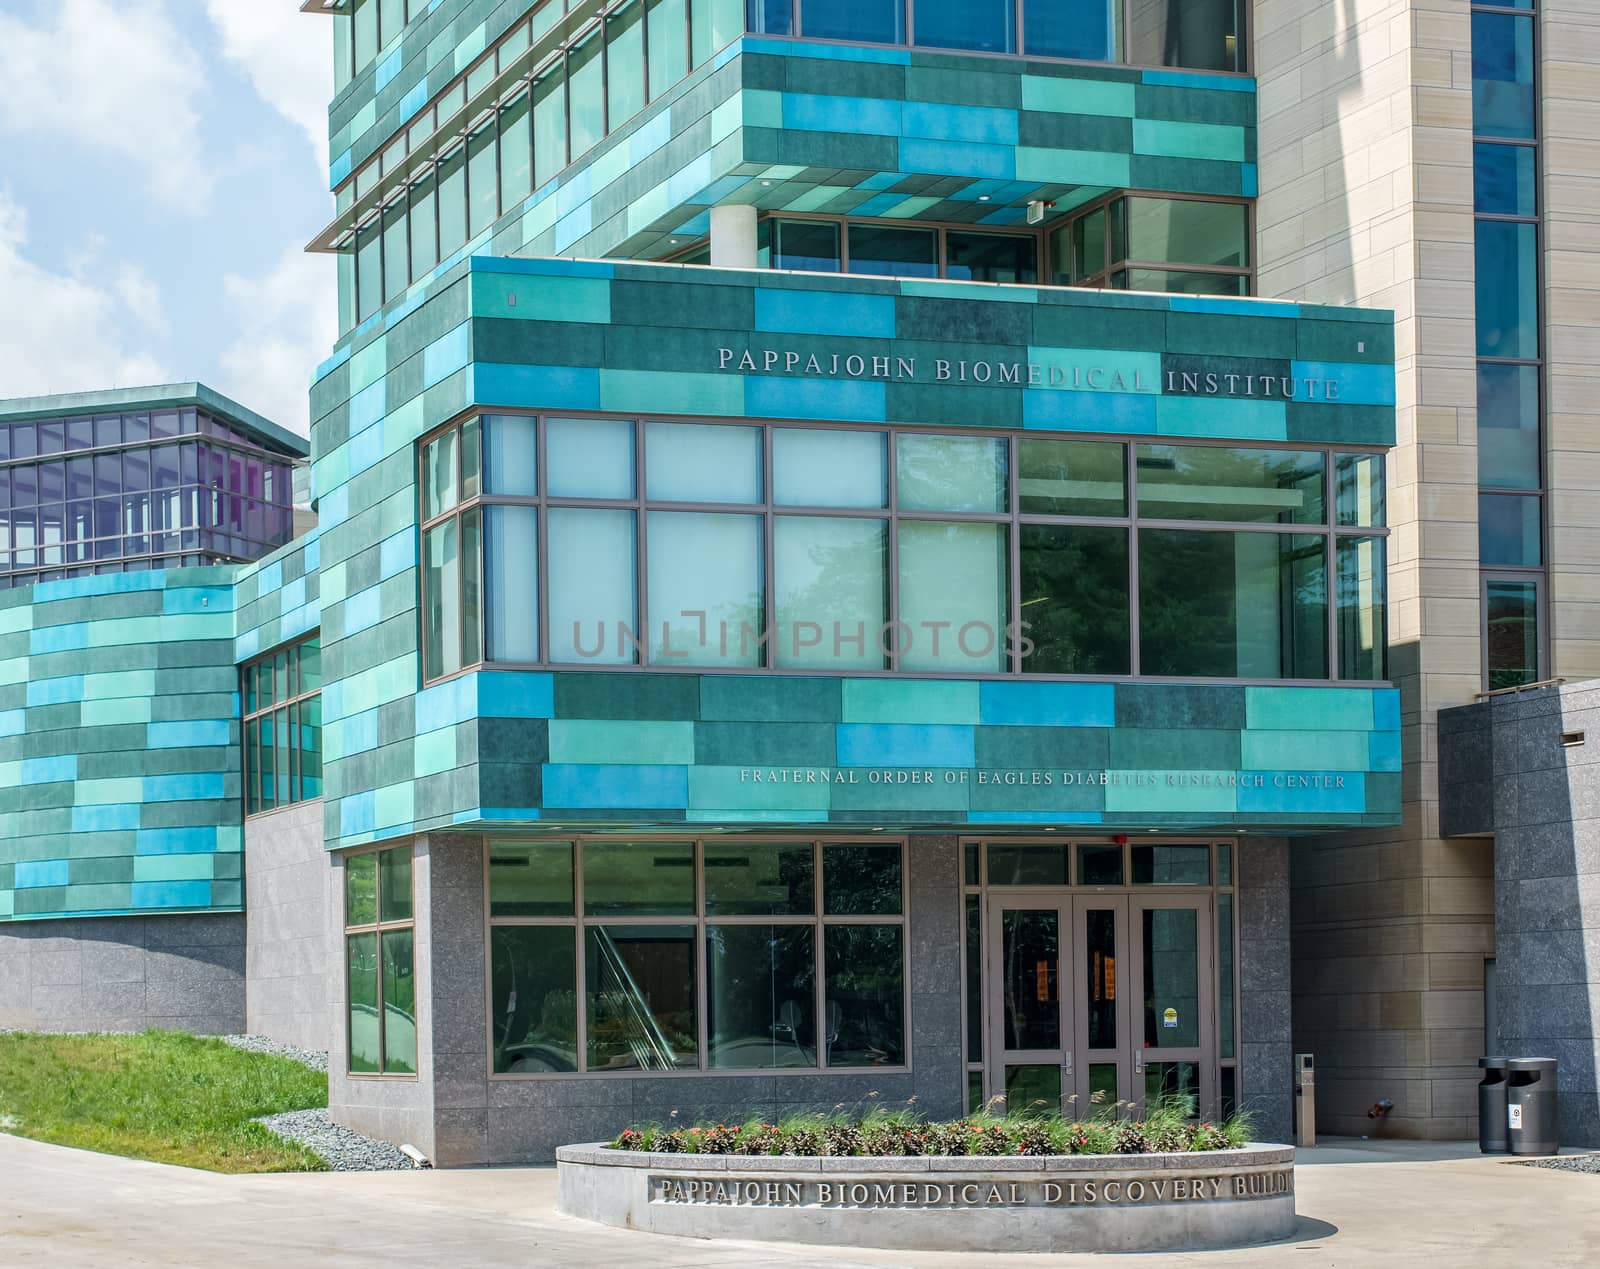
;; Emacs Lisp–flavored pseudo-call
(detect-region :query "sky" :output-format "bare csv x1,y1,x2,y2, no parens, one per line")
0,0,337,435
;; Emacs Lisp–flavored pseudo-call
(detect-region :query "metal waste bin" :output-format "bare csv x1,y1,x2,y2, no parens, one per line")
1506,1058,1559,1156
1478,1057,1509,1153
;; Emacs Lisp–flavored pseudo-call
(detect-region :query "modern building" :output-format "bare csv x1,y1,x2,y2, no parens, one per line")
0,0,1592,1164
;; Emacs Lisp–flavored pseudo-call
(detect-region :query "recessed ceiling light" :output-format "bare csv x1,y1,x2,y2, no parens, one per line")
978,195,991,202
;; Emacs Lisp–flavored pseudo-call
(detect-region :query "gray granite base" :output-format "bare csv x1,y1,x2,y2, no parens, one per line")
556,1143,1296,1253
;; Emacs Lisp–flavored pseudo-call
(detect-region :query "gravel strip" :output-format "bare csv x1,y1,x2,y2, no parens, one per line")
257,1109,424,1172
218,1034,329,1073
1518,1153,1600,1175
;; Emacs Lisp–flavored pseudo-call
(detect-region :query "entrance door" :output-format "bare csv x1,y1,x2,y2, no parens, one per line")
986,892,1215,1118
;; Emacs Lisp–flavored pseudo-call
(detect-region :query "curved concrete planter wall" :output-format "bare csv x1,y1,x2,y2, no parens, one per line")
556,1143,1296,1253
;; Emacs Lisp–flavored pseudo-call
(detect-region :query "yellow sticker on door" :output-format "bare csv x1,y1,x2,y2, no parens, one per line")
1162,1007,1178,1029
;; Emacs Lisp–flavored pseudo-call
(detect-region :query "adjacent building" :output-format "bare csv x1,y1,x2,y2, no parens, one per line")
0,0,1593,1162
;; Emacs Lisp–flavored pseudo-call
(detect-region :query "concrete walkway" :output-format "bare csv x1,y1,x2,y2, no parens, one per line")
3,1134,1598,1267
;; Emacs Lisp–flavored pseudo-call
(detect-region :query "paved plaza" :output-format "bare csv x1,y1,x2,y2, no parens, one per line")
3,1135,1598,1267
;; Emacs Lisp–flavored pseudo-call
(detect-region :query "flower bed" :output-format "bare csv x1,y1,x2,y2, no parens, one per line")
611,1105,1252,1159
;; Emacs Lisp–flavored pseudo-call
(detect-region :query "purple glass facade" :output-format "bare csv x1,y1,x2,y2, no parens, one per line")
0,407,300,588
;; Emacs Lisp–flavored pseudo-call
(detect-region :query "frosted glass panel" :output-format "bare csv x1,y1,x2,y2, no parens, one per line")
648,512,764,666
773,428,887,507
774,517,888,670
483,415,537,496
896,434,1007,512
896,521,1008,671
547,417,635,498
485,506,538,663
646,422,762,503
548,508,637,664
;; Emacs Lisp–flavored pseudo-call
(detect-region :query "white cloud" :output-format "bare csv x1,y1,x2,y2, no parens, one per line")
0,193,171,398
205,1,333,169
215,243,337,436
0,0,211,209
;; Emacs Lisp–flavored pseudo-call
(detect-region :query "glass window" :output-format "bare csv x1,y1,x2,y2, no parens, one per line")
1066,206,1107,282
382,201,408,302
747,0,793,36
347,933,381,1072
898,520,1008,672
914,0,1013,53
500,89,533,210
244,636,323,816
381,930,417,1074
800,0,903,44
1336,453,1386,526
1128,0,1242,71
483,414,538,496
489,842,576,917
691,0,743,64
1078,844,1123,885
1479,494,1541,566
774,516,888,670
1136,445,1325,525
708,924,816,1068
1472,11,1536,139
848,224,937,278
945,232,1037,284
773,428,886,507
1020,525,1130,675
1475,220,1539,359
1116,269,1248,296
568,33,605,159
379,0,404,46
379,849,413,922
409,172,439,277
424,519,462,679
825,925,904,1065
1131,845,1209,885
1024,0,1119,60
484,505,537,663
345,844,416,1077
437,144,468,256
492,926,579,1072
587,925,698,1069
1140,530,1328,678
896,433,1007,512
1474,142,1536,216
353,0,378,67
422,428,459,520
1477,366,1539,495
1486,578,1539,690
584,840,696,915
607,2,646,127
1019,438,1126,516
346,853,378,926
1124,198,1249,268
700,842,814,916
760,219,841,273
648,512,764,666
548,508,637,664
986,844,1069,886
533,62,567,189
468,121,498,238
548,416,635,499
356,219,382,322
1338,536,1387,681
461,508,484,668
824,844,902,915
648,0,689,97
645,421,762,503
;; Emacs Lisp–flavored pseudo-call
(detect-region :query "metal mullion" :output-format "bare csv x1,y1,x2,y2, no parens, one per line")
573,839,588,1072
886,431,900,672
814,840,829,1069
695,840,708,1072
536,416,550,664
761,428,776,666
634,419,648,664
1009,433,1022,673
1325,456,1339,680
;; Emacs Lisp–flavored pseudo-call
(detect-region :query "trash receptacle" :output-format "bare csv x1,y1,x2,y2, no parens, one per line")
1478,1057,1509,1153
1506,1058,1559,1156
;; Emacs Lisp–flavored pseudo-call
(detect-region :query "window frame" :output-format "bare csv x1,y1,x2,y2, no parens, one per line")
418,411,1390,688
484,835,912,1079
241,633,324,819
343,844,420,1080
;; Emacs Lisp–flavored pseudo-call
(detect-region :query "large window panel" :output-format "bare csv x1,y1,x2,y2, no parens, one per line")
1486,578,1539,690
774,516,889,671
567,32,605,159
1140,529,1327,679
606,2,646,128
1019,438,1126,516
492,925,579,1072
548,508,637,664
499,89,533,211
1128,0,1242,71
548,416,635,499
1479,493,1542,567
484,505,537,663
1338,536,1387,682
645,422,762,503
424,518,462,679
1475,220,1539,359
586,925,698,1070
1477,365,1540,490
532,63,567,190
759,219,841,273
584,840,696,915
703,842,815,915
1472,11,1536,139
848,224,937,278
1117,269,1248,296
1124,198,1249,268
468,120,499,238
1020,525,1130,675
896,434,1007,512
897,521,1009,672
773,428,886,507
437,144,468,257
648,512,764,666
708,924,817,1069
945,232,1038,284
825,925,904,1066
409,172,439,277
799,0,903,45
1025,0,1119,60
1474,142,1537,217
914,0,1014,53
648,0,689,97
489,841,576,917
1136,446,1324,525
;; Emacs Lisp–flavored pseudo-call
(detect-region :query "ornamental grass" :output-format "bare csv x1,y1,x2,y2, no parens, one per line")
610,1094,1252,1158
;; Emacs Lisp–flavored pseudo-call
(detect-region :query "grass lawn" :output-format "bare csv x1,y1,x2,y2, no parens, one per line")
0,1030,329,1173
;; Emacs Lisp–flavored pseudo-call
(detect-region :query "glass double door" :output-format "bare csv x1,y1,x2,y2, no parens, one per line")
986,892,1214,1119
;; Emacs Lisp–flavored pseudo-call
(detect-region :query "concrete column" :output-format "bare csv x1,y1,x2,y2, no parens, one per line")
709,204,758,268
